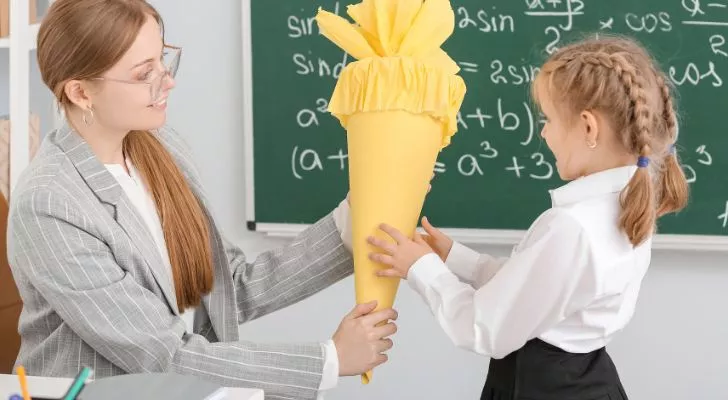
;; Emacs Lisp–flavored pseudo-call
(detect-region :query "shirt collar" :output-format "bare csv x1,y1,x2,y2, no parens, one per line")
549,166,637,207
104,158,136,179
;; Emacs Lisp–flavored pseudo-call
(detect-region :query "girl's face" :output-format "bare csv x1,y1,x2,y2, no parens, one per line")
537,90,591,181
537,81,639,182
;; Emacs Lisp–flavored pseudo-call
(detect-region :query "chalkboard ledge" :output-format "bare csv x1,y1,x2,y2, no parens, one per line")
250,223,728,252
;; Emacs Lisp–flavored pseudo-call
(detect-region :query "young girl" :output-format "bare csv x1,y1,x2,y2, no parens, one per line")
367,36,689,399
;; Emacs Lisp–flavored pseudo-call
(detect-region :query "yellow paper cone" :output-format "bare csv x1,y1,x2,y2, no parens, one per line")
348,111,442,384
316,0,466,384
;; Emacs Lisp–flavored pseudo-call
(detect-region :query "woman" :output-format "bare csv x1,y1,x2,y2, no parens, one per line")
7,1,396,399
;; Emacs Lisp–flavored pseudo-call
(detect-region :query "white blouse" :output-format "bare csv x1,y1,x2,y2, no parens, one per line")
406,166,651,358
105,161,198,330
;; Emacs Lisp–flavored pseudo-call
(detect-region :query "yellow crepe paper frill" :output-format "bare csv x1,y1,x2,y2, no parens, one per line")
315,0,466,148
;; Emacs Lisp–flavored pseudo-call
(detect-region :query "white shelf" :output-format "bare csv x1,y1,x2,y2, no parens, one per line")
0,22,40,49
29,21,39,49
8,0,39,195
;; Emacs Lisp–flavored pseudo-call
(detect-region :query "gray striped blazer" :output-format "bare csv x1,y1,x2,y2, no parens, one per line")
7,124,353,400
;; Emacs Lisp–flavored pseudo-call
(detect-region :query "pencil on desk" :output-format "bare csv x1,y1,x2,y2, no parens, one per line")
62,367,92,400
16,366,31,400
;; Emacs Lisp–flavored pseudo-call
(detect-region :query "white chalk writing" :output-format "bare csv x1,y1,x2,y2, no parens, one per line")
480,141,499,159
490,60,541,86
683,164,697,183
457,6,515,33
682,0,706,17
295,98,328,128
525,0,584,31
459,61,479,73
696,145,713,165
459,154,485,176
291,146,323,179
710,35,727,57
293,52,349,78
599,18,615,30
669,62,723,87
506,156,526,178
719,201,728,228
544,26,561,54
529,152,554,180
327,149,348,170
286,2,341,38
625,12,672,33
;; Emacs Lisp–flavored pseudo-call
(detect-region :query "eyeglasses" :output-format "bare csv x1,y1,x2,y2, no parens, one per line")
92,44,181,104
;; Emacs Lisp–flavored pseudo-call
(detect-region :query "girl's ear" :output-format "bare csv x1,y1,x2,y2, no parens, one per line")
580,110,600,149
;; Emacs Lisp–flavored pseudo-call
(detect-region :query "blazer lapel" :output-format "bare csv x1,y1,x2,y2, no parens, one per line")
55,125,180,315
115,196,180,315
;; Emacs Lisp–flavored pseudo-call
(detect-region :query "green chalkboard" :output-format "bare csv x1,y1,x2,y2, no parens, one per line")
242,0,728,247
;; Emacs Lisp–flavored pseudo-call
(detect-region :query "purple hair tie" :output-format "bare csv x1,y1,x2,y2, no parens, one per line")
637,156,650,168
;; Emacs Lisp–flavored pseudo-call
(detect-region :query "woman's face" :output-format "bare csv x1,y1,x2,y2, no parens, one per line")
87,15,176,132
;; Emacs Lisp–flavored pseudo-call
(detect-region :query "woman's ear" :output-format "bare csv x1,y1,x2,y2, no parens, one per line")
63,79,93,110
580,110,599,149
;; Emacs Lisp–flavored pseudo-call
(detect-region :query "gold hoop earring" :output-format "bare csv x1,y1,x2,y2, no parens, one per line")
83,106,95,126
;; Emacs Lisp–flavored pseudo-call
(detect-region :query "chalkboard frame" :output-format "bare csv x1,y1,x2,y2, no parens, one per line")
240,0,728,252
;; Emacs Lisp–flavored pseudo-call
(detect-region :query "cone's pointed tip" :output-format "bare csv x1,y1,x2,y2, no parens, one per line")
361,370,373,384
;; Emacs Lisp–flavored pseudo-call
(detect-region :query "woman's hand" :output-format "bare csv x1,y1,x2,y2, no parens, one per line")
367,224,434,279
332,301,397,376
420,217,453,262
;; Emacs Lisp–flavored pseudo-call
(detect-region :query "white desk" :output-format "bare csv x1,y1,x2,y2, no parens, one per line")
0,374,264,400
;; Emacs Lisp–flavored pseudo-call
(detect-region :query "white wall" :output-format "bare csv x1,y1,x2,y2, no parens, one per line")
15,1,725,399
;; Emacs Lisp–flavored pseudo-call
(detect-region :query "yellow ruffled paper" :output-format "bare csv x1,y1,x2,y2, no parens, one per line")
328,56,464,147
315,0,466,384
316,0,465,147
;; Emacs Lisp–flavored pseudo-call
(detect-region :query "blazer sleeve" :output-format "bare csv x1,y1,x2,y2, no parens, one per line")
7,187,332,400
224,209,354,324
156,125,354,323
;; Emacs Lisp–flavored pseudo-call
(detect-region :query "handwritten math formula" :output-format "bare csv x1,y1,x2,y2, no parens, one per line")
256,0,727,232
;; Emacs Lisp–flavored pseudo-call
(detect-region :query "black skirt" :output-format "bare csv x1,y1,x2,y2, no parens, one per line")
481,339,628,400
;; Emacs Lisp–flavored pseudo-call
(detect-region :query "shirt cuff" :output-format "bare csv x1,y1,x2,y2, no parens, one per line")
444,241,482,282
318,339,339,392
407,252,451,297
332,196,353,253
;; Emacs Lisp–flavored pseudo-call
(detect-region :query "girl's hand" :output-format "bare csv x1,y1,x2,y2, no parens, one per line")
368,224,434,279
420,217,453,262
